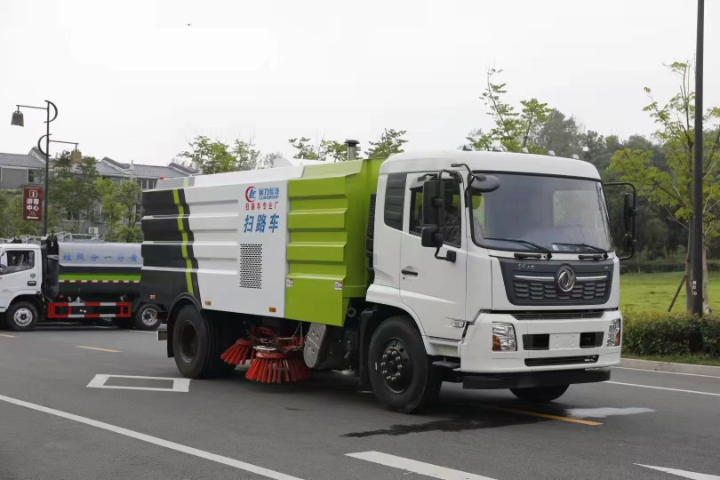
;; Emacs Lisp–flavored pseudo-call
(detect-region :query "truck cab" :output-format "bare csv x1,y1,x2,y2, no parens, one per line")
0,243,43,330
366,151,630,404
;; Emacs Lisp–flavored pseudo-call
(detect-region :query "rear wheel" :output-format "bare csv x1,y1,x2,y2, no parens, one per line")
6,302,39,331
510,385,569,402
172,305,233,378
368,316,437,413
135,304,161,330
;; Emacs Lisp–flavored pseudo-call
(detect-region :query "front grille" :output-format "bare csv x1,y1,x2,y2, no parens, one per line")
512,310,605,321
513,279,608,303
525,355,598,367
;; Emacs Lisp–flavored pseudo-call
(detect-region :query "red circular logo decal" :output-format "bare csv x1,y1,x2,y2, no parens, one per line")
245,186,257,202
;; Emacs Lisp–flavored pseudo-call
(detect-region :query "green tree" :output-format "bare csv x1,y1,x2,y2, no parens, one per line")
49,151,99,233
288,137,321,160
179,135,238,174
365,129,407,158
233,138,260,171
288,137,347,161
468,68,551,153
97,178,123,240
609,61,720,313
117,179,142,242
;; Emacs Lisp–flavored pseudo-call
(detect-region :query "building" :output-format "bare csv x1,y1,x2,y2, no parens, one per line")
0,148,196,236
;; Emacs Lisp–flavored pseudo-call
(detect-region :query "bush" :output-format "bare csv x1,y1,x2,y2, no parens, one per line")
623,312,720,357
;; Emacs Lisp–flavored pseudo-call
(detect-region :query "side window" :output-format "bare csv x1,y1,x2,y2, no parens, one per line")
0,250,35,275
383,173,406,230
408,178,462,247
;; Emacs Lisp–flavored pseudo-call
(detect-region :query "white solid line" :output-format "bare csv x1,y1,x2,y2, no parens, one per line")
0,393,303,480
637,464,720,479
347,451,498,480
616,367,720,380
607,381,720,397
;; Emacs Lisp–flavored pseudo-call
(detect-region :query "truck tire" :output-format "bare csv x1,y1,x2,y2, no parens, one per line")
368,316,438,413
510,385,569,402
172,305,233,379
6,302,39,331
135,304,161,331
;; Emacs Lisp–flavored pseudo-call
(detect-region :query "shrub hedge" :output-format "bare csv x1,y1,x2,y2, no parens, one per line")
622,312,720,357
620,259,720,274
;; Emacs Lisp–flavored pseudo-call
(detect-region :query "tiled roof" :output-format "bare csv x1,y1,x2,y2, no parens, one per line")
100,157,195,179
0,153,45,169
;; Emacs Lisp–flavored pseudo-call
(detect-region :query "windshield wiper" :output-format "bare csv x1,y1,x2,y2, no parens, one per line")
554,242,609,258
484,237,553,259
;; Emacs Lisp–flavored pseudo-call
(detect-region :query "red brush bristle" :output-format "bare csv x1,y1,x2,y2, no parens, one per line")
221,338,254,366
245,348,310,384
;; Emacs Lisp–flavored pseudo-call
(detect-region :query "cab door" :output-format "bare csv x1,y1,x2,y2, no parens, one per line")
0,247,40,312
399,173,468,341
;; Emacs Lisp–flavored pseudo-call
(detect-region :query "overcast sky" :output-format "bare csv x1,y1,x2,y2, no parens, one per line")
1,0,718,166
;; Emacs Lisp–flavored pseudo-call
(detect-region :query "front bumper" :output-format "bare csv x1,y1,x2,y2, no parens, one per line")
459,310,622,375
463,367,611,390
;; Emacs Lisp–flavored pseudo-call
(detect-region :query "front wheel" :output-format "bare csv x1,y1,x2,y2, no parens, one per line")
510,385,569,402
6,302,39,331
368,316,438,413
135,304,161,330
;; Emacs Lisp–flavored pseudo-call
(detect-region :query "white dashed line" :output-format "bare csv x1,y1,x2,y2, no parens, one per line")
0,393,304,480
607,381,720,397
347,451,498,480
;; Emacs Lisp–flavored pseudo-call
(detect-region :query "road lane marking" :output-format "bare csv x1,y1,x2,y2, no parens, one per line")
617,367,720,380
0,393,304,480
637,464,720,479
87,374,190,392
347,451,498,480
0,334,16,338
488,406,602,426
564,407,655,419
608,381,720,397
77,346,121,353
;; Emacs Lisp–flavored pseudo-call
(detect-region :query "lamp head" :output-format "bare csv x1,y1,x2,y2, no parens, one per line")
11,109,24,127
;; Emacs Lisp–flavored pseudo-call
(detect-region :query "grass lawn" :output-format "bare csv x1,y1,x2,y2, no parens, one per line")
620,271,720,313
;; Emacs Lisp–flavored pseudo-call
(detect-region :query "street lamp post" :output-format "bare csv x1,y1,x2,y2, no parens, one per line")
11,100,58,236
692,0,705,315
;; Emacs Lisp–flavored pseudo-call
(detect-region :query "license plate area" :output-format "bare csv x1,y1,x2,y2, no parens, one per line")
550,333,579,350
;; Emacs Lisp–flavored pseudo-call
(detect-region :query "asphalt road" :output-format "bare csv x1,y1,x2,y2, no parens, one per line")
1,325,719,480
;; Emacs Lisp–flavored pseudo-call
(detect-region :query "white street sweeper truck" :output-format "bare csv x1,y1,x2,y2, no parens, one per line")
0,238,162,331
143,149,636,412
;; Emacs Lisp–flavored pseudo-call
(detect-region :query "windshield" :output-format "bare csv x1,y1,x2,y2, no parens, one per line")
471,173,613,253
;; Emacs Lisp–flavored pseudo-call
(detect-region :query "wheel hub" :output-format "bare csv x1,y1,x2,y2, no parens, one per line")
141,308,158,326
379,338,412,393
179,322,198,363
14,308,33,327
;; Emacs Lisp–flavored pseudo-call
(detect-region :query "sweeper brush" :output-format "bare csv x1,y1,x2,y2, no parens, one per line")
220,326,277,366
245,346,310,384
221,338,254,365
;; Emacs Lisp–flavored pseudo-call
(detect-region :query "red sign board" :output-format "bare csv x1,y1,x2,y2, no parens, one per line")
22,185,43,222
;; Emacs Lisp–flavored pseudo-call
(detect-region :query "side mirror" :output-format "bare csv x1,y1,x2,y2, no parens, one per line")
623,192,636,232
422,179,441,226
421,227,443,248
469,174,500,193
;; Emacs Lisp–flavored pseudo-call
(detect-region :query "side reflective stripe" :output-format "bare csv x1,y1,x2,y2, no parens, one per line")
172,189,195,296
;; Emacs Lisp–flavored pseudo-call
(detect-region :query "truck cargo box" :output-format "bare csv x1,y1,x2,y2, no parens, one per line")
58,242,141,298
141,159,383,326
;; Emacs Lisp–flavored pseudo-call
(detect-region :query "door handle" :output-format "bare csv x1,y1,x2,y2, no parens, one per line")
27,281,37,286
401,269,418,277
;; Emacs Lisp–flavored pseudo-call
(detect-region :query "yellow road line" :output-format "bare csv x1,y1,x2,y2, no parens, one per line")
0,334,16,338
77,346,121,353
489,406,602,426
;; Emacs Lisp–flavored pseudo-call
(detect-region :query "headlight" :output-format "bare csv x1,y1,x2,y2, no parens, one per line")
492,323,517,351
607,318,621,347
